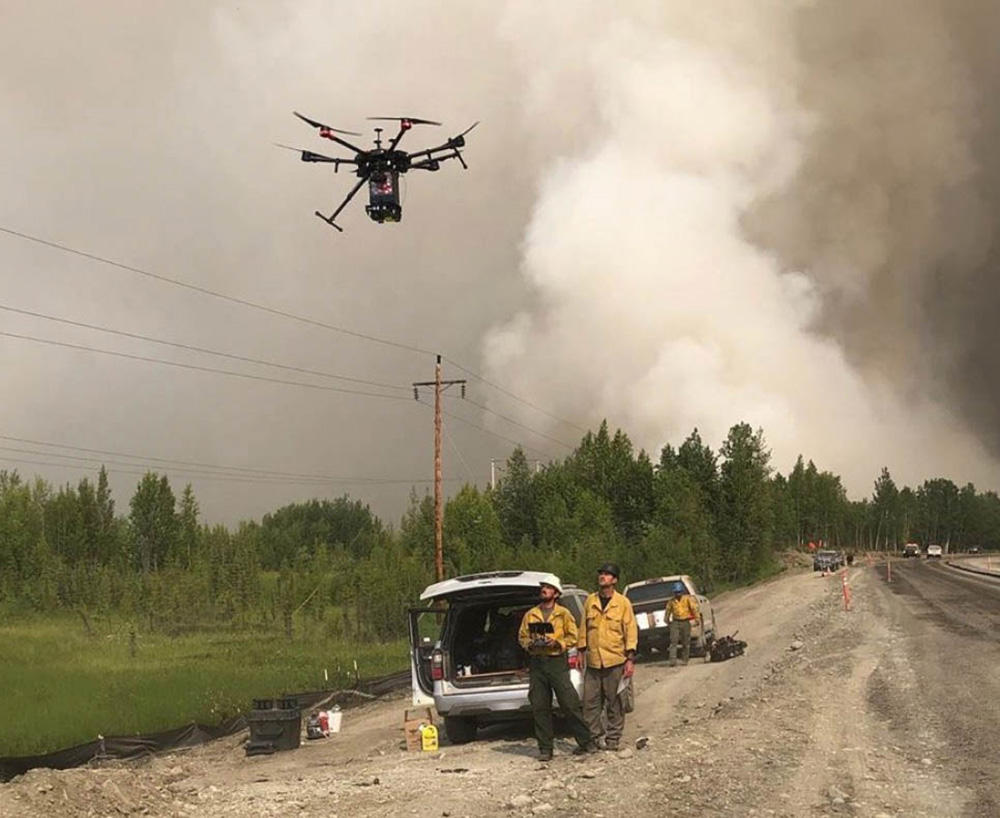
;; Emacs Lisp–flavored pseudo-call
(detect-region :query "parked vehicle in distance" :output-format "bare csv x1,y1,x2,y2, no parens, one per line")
813,550,845,571
926,544,943,559
623,575,716,659
969,546,981,554
902,543,920,559
408,571,587,745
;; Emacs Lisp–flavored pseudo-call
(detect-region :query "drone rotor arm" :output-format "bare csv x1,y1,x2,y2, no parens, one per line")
277,145,357,165
406,123,477,162
409,159,441,171
406,144,447,162
411,147,467,169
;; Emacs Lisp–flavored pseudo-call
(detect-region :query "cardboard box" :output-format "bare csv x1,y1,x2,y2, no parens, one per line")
404,707,435,752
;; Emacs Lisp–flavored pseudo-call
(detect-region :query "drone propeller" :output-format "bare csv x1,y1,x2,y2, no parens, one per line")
456,121,480,138
368,116,442,126
275,143,337,160
293,112,361,135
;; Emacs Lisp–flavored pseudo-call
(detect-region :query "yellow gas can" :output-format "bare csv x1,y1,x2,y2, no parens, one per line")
419,723,439,752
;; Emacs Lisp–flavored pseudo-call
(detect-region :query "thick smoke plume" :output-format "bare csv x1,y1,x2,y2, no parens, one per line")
484,1,1000,492
3,1,1000,523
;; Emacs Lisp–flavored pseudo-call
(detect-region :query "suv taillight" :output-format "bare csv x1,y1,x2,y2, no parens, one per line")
431,649,444,681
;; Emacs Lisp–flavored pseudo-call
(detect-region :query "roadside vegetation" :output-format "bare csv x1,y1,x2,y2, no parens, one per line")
2,419,997,755
0,615,406,757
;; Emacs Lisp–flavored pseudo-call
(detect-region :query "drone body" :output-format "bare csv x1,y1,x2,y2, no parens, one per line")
284,113,478,231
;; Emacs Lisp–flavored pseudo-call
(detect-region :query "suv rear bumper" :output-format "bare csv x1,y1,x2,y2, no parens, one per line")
434,670,583,718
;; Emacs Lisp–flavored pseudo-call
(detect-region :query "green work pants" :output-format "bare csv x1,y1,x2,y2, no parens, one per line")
528,655,592,752
669,618,693,664
583,663,627,745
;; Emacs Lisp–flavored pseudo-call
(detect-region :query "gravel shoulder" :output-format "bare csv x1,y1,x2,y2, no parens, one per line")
3,558,997,818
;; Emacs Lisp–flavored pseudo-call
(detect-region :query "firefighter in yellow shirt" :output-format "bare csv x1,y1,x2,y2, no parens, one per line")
518,574,597,762
665,581,700,667
577,562,638,752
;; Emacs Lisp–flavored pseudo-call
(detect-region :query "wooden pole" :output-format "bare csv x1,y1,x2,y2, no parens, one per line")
412,356,465,584
434,355,444,583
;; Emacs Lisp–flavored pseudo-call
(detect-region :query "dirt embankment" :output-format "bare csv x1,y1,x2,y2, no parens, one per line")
3,559,997,818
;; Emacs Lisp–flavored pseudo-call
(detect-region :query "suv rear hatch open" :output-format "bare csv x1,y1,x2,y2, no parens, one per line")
409,572,585,699
409,572,552,700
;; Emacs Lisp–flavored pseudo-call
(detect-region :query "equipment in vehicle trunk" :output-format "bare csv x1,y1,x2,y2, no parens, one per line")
408,571,588,745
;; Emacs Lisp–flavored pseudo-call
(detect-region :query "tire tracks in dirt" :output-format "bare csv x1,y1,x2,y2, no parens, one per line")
3,561,995,817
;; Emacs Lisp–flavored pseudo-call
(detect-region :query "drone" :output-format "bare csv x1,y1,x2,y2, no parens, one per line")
281,112,478,231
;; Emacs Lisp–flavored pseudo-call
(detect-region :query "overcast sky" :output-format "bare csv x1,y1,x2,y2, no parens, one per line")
2,1,999,526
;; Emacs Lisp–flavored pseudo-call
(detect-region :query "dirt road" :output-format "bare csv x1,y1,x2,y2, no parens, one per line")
3,558,998,817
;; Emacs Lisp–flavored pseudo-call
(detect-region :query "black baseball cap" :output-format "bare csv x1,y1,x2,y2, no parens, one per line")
597,562,620,578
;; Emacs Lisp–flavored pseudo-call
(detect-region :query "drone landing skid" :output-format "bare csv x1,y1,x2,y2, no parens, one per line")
314,211,344,232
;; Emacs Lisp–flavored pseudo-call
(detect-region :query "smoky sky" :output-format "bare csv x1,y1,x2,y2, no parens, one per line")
2,1,1000,525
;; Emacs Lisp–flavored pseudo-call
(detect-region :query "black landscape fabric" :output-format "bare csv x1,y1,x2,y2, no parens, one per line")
0,670,409,782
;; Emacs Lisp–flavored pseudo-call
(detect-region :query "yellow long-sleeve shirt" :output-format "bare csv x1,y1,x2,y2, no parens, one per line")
578,591,638,669
518,603,579,657
666,594,700,621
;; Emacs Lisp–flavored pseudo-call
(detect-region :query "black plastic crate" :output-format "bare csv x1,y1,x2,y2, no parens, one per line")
247,708,301,752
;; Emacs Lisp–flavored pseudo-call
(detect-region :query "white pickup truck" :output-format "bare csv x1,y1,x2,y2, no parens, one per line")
623,574,716,659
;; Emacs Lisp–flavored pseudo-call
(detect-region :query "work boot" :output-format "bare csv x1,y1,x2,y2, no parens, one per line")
669,659,677,668
604,741,619,752
573,742,599,755
682,659,689,666
538,749,553,762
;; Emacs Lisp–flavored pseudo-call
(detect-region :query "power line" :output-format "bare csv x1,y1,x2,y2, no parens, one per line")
416,396,550,458
0,329,413,401
0,432,382,482
0,298,574,448
441,419,476,484
0,225,435,357
0,450,481,488
455,393,574,449
0,327,562,461
0,444,394,486
0,225,588,433
0,303,409,392
442,355,589,434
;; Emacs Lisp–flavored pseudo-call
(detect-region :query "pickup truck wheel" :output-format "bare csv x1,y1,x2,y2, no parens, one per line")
443,716,477,745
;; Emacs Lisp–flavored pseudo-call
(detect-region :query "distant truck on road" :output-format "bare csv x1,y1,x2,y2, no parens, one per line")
903,543,920,558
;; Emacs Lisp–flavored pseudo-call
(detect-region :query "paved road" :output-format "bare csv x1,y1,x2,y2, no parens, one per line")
878,559,1000,816
953,555,1000,575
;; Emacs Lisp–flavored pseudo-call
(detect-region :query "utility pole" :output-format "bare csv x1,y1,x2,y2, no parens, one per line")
413,355,466,582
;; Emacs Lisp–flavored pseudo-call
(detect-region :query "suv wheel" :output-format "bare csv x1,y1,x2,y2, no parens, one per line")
444,716,477,745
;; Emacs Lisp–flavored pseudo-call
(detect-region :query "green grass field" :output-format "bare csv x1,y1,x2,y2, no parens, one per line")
0,616,408,757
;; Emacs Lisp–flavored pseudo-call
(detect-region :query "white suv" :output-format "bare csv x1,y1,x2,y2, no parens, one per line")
926,544,943,559
408,571,587,744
